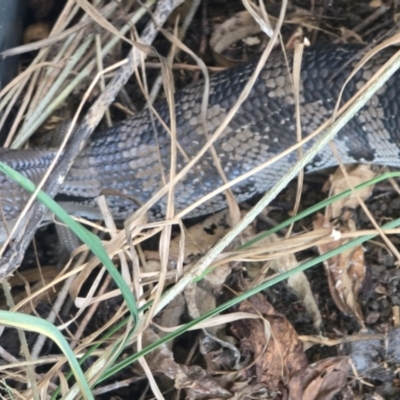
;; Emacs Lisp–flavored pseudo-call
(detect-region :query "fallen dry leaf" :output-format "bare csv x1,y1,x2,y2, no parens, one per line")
313,213,365,324
313,165,373,325
185,282,242,371
302,357,349,400
210,10,264,67
144,210,242,289
231,294,307,399
176,365,232,399
256,233,322,329
323,165,375,221
135,328,231,398
158,293,186,350
168,209,254,264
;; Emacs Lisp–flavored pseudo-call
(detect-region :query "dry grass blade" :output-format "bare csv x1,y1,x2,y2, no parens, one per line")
75,0,135,46
287,40,305,237
155,312,265,332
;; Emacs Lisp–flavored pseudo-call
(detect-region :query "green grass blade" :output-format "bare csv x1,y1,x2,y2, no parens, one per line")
0,310,94,399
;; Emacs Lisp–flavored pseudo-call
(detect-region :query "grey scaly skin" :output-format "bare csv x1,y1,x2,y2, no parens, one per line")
1,44,400,240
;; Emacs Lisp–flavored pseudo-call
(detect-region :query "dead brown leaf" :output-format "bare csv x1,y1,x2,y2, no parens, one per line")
231,294,307,399
313,213,365,325
136,328,231,399
176,365,232,399
250,233,321,329
303,357,349,400
158,293,186,350
185,282,242,371
312,165,373,325
210,10,265,67
323,165,375,221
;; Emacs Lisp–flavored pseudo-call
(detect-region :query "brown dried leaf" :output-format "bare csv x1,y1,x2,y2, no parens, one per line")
313,214,365,324
138,328,179,379
185,283,242,370
162,209,253,289
176,365,232,399
261,233,321,329
314,165,372,324
231,294,307,399
158,293,186,349
302,357,349,400
185,283,216,322
370,0,383,7
324,165,375,221
137,329,231,398
227,380,267,399
169,210,238,262
209,10,264,67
